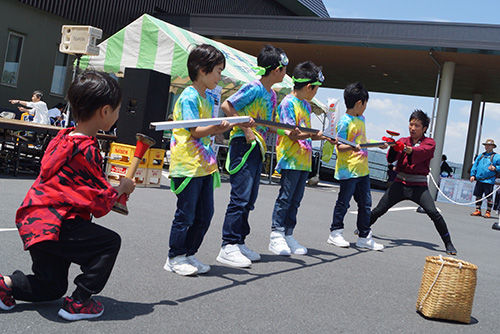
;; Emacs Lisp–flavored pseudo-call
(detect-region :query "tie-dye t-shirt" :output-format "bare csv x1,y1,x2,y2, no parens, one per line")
334,113,369,180
275,94,313,173
169,86,217,178
227,80,277,159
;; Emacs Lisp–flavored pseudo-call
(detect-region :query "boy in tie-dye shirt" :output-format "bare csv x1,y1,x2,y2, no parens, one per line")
165,44,232,276
169,88,218,178
216,45,288,268
269,61,336,256
327,82,385,251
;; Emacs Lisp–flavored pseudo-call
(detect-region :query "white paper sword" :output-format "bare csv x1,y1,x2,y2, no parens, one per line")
150,116,251,131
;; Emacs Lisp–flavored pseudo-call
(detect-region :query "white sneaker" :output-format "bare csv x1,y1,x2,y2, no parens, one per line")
356,231,384,251
238,244,261,262
164,255,198,276
186,255,210,274
269,231,291,256
216,244,252,268
285,235,307,255
327,229,350,248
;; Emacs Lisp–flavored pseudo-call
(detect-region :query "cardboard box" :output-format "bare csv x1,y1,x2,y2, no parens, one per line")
146,168,163,187
147,148,166,169
106,162,147,186
108,142,148,166
108,143,135,165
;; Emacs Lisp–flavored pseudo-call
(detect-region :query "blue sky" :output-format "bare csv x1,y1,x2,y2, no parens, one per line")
313,0,500,164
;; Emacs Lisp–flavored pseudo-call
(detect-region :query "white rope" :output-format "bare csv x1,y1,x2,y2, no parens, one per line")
419,255,447,311
428,170,500,206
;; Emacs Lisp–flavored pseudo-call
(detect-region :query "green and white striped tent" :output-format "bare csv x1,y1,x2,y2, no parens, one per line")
79,14,326,114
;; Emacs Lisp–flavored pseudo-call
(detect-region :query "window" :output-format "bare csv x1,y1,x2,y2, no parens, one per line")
1,32,24,86
50,50,69,95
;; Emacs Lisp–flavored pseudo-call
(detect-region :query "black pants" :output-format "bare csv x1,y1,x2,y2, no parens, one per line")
473,181,494,211
370,182,450,238
10,218,121,303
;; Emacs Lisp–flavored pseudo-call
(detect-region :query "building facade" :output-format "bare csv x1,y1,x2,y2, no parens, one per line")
0,0,328,115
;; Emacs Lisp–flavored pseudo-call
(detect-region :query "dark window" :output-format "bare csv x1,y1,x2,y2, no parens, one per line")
1,32,24,86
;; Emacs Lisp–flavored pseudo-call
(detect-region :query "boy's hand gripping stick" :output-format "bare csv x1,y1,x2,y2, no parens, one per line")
112,133,156,215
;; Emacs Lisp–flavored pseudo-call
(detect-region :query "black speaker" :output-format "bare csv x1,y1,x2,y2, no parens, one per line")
116,68,170,148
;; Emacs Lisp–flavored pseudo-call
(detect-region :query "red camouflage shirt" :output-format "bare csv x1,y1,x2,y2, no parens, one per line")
15,128,118,250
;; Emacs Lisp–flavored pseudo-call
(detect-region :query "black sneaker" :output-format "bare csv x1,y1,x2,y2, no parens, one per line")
0,274,15,311
445,242,457,256
58,296,104,321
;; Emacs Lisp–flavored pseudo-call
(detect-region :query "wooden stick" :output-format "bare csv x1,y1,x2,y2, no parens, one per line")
330,135,395,148
112,134,155,215
253,119,319,134
252,120,395,148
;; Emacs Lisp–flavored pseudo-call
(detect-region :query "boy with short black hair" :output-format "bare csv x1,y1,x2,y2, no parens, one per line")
164,44,232,276
0,70,136,320
327,82,384,251
216,45,288,267
269,61,336,255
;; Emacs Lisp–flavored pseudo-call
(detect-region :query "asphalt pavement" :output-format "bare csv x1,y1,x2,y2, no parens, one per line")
1,173,499,333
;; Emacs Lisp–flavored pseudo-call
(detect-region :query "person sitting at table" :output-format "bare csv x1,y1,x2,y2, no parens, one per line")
48,102,66,125
9,90,50,125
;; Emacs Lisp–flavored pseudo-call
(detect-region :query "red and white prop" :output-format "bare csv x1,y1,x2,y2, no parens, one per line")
324,98,340,138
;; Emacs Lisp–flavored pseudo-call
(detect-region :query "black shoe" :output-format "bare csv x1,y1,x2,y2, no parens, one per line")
445,242,457,255
492,222,500,231
416,206,426,214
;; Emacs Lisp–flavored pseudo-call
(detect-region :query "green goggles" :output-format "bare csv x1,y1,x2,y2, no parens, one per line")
252,53,289,75
292,71,325,85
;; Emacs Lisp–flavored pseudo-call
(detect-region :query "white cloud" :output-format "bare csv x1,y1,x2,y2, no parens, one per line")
365,121,392,142
458,104,470,117
485,103,500,120
367,98,408,133
455,101,500,121
442,121,468,163
369,98,396,111
445,121,469,141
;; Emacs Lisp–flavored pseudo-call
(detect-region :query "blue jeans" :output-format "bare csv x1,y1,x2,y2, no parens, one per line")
222,137,262,246
330,175,372,238
272,169,309,235
169,175,214,258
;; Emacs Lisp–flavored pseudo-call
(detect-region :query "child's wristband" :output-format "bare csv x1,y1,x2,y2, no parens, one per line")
277,129,286,136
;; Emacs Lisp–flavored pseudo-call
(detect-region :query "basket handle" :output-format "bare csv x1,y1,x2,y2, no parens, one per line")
418,256,447,311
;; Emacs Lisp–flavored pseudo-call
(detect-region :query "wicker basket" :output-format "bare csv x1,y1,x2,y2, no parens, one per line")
416,255,477,324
